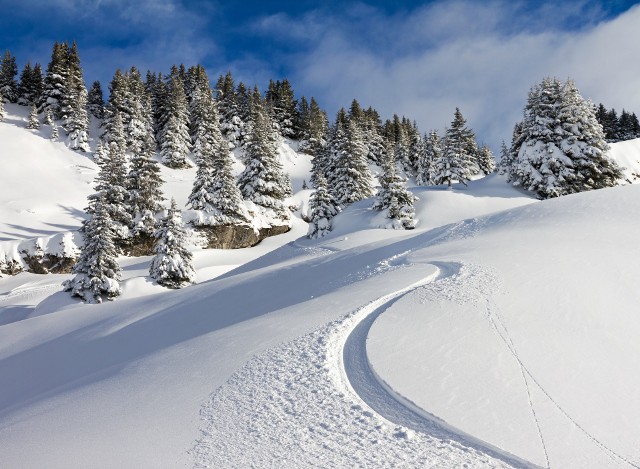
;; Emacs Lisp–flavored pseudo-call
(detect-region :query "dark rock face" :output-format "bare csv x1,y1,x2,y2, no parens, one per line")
196,223,291,249
17,251,75,274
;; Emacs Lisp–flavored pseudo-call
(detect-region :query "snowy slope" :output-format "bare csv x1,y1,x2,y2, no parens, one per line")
2,102,640,469
608,137,640,183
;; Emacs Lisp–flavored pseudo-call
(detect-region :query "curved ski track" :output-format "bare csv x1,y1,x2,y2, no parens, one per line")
340,261,540,469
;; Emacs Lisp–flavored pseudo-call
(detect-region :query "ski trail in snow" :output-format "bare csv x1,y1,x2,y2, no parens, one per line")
192,262,523,468
486,299,639,469
340,262,540,469
485,301,551,468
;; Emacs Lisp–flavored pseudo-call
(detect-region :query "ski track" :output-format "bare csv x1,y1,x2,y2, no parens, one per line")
485,299,640,469
192,259,537,468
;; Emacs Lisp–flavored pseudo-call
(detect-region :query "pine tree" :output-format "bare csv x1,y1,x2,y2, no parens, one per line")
433,108,475,187
50,123,58,141
88,80,104,118
511,78,621,198
88,113,132,241
27,104,40,129
238,87,291,220
188,79,248,225
477,144,496,175
149,199,196,289
307,173,340,239
497,140,512,179
0,92,5,121
18,62,43,105
417,130,440,185
328,111,373,207
160,75,191,168
0,50,18,103
216,71,243,148
373,143,416,229
63,199,121,304
265,78,299,138
128,133,164,237
43,107,53,126
299,97,328,157
66,81,90,151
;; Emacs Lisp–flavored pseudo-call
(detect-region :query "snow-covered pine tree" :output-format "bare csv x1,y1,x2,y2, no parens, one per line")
373,142,416,229
362,107,386,165
0,92,5,121
433,108,475,187
43,107,53,126
88,113,132,242
497,140,511,179
477,144,496,175
39,42,67,118
265,78,299,139
128,132,164,239
238,87,291,220
26,104,40,129
160,75,191,168
0,50,18,103
88,80,104,118
417,130,441,185
149,199,196,289
63,199,121,303
125,67,154,153
18,62,35,105
215,71,243,148
511,78,622,198
299,97,329,158
66,80,90,152
50,123,58,141
333,120,373,207
188,78,248,225
307,173,340,239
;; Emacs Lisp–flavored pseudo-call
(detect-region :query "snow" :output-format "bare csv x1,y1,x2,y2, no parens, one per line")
608,137,640,183
1,102,640,468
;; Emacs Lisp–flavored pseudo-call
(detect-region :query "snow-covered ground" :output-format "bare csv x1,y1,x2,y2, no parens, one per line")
1,103,639,468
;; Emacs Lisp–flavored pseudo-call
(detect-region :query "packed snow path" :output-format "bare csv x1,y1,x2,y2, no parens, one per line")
342,262,538,469
192,261,533,468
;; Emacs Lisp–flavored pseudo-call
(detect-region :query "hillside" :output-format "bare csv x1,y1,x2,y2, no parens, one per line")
1,103,640,469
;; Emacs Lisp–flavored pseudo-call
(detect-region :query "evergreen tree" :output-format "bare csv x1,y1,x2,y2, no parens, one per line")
477,144,496,175
216,71,243,148
188,77,248,225
307,173,340,239
26,104,40,129
43,107,53,126
497,140,512,179
299,97,328,157
511,78,621,198
39,42,67,118
66,80,90,151
88,113,132,241
88,80,104,118
18,62,44,105
0,50,18,103
63,199,121,304
0,92,4,121
160,76,191,168
417,130,441,186
266,78,299,138
238,87,291,220
128,133,164,237
50,123,58,141
149,199,196,289
373,143,416,229
362,107,386,165
434,108,475,187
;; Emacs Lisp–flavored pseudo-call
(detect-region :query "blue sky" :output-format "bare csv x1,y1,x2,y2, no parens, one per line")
2,0,640,148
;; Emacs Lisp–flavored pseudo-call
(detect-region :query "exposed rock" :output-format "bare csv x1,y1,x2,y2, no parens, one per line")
196,223,290,249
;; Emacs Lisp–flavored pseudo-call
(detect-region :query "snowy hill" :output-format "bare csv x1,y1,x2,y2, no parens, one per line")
1,103,640,468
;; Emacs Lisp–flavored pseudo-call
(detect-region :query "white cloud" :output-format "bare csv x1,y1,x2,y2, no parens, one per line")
259,1,640,150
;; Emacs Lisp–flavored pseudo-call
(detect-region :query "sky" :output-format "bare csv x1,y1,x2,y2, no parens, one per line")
2,0,640,149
